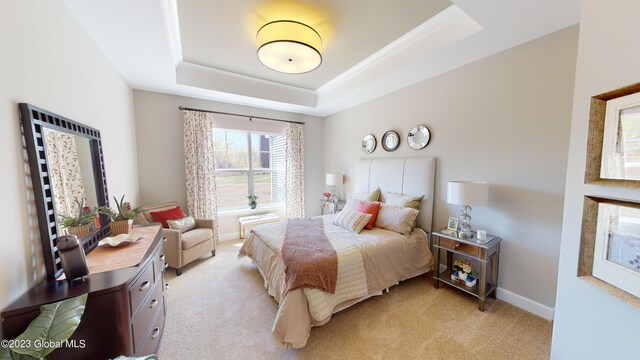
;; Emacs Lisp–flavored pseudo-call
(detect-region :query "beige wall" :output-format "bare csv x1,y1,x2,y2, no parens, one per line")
132,90,324,238
324,27,578,313
552,1,640,358
0,1,138,310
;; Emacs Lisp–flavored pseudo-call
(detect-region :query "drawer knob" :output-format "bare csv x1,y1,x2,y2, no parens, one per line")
139,281,150,292
159,254,165,261
164,262,169,269
150,299,158,309
151,327,160,339
454,243,461,249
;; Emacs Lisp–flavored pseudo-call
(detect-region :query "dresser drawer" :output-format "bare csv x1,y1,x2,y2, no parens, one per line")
132,279,164,354
139,298,166,356
129,261,155,316
439,238,480,257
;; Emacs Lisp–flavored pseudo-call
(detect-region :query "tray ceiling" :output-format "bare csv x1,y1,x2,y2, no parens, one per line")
63,0,580,116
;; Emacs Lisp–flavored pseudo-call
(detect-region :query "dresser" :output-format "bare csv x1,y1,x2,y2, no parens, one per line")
1,225,167,359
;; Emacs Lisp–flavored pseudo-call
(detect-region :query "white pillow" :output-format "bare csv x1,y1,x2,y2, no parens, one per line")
343,198,362,212
383,192,424,209
374,204,419,235
354,187,380,202
333,209,372,234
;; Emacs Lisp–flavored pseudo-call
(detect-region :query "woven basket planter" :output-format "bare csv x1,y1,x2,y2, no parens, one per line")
67,223,95,238
110,219,133,236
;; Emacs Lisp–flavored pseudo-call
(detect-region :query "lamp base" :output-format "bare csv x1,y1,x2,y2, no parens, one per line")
459,205,473,238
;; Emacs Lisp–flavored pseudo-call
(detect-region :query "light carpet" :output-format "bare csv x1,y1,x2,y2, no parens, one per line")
157,240,551,360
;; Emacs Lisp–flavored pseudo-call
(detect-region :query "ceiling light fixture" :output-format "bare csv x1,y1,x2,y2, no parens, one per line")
256,20,322,74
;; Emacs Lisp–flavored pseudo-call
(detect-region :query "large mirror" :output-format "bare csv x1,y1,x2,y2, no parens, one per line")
20,103,111,280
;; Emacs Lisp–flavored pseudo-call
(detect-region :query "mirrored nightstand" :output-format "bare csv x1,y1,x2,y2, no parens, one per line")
320,200,345,215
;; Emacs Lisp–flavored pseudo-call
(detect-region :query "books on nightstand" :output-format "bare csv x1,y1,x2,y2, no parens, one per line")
451,271,477,287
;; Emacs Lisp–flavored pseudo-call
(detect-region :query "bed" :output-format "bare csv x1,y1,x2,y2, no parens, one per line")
238,157,436,348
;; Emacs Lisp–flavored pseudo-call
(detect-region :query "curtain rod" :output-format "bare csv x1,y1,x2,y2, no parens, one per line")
178,106,305,125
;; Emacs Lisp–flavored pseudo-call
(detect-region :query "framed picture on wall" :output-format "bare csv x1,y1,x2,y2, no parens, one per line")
579,196,640,308
585,82,640,187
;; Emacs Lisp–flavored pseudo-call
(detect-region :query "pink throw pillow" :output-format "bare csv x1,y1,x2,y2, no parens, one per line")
356,201,381,230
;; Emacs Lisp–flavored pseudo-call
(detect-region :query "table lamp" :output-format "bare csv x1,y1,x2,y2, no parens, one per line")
326,173,343,201
447,181,489,238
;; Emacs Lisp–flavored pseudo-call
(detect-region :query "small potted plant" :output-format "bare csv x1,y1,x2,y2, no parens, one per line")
99,195,145,236
59,199,97,238
453,259,473,281
247,194,259,209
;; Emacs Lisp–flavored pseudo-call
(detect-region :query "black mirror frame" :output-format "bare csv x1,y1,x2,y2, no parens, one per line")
20,103,111,280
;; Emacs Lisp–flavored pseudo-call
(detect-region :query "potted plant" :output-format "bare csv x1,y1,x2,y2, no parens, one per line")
99,195,145,236
59,199,97,238
0,294,88,360
247,194,259,209
453,259,473,281
0,293,158,360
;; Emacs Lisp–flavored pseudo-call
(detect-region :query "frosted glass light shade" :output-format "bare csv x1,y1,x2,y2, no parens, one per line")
257,20,322,74
447,181,489,206
326,173,343,186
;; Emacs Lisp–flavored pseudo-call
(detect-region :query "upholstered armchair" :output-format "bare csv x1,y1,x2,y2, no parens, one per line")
135,201,215,276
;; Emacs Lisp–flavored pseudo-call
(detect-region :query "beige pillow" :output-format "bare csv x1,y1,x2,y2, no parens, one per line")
354,187,381,202
374,204,419,235
384,192,424,209
333,209,372,234
167,215,196,234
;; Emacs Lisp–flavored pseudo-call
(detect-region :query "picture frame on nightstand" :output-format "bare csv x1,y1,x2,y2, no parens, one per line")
447,217,459,234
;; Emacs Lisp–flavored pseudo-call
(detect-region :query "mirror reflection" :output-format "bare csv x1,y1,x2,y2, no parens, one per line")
43,128,99,238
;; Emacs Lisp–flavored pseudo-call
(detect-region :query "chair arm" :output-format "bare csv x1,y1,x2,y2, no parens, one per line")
194,218,215,231
162,228,182,268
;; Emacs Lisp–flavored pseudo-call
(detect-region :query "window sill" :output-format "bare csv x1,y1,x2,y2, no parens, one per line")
218,205,285,217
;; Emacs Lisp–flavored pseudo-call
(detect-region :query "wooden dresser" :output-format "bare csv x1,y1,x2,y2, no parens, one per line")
1,225,167,359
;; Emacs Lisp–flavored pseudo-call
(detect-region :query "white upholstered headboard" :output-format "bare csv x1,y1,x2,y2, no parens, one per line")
356,157,436,232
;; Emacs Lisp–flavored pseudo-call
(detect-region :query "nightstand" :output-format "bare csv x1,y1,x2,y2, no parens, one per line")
431,229,502,311
320,199,345,215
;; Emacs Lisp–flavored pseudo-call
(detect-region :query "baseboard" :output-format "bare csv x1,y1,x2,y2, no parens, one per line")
496,287,554,320
219,232,240,242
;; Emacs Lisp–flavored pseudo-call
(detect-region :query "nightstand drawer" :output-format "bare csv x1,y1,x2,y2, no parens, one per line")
439,238,480,257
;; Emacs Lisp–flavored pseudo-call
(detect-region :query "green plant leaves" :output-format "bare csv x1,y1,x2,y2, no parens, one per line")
9,294,88,359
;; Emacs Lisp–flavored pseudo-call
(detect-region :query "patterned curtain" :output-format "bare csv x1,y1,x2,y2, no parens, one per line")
183,110,219,244
45,131,86,217
285,123,305,219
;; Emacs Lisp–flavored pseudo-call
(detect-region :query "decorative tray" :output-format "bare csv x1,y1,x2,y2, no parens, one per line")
98,233,145,247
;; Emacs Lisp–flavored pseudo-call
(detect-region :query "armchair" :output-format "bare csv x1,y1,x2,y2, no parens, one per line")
135,201,215,276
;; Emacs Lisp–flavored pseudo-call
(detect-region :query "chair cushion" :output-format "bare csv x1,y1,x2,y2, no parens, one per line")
181,228,213,250
151,206,185,228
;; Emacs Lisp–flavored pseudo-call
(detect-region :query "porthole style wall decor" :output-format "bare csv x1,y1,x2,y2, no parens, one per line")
382,130,400,152
408,125,431,150
362,134,377,154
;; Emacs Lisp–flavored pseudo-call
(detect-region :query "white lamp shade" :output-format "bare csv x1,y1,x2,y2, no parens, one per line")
447,181,489,206
326,173,343,186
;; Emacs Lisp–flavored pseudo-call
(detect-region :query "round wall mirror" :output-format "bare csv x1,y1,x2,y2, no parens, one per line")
407,125,431,150
382,130,400,152
362,134,377,154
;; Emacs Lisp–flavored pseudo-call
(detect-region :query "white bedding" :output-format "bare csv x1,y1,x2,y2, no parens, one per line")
252,215,368,321
238,214,434,348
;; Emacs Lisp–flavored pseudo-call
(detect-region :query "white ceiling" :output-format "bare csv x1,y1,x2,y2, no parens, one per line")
63,0,580,117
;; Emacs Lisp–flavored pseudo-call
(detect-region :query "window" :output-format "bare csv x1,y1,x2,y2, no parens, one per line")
213,129,285,210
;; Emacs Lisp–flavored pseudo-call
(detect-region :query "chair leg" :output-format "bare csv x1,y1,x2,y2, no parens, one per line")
211,250,216,257
176,268,182,276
